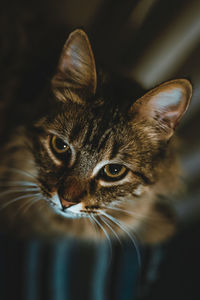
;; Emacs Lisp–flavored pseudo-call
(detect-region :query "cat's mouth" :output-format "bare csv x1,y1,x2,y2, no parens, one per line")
49,195,100,219
64,202,100,218
55,206,100,219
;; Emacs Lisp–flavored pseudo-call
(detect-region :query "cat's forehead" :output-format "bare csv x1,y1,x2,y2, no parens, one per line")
44,101,134,166
51,101,128,143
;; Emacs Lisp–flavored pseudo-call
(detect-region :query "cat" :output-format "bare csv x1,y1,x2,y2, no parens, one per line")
0,29,192,243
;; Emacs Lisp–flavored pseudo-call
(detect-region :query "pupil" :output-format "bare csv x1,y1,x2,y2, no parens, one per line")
109,164,121,175
56,138,67,150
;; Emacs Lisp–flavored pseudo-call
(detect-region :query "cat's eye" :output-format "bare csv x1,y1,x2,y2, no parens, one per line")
100,164,128,181
50,135,69,154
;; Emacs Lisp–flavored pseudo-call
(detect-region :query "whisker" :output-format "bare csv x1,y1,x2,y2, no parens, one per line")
102,211,141,269
106,206,137,216
91,214,112,254
105,205,155,222
104,205,167,235
0,188,40,198
18,196,42,214
2,168,36,180
100,215,122,246
0,193,41,210
0,181,38,187
88,214,98,236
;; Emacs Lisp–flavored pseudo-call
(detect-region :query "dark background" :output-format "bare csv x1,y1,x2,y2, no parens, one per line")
0,0,200,299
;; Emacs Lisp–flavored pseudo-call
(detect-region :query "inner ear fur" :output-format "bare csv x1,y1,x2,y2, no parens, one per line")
130,79,192,140
52,29,97,102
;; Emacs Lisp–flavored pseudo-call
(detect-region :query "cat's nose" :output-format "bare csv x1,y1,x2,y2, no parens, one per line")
58,177,86,209
59,198,78,209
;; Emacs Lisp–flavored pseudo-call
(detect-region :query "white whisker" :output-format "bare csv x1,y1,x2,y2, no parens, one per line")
102,211,141,269
100,215,122,246
18,196,42,214
0,181,38,187
0,193,41,210
91,214,112,253
88,214,98,236
0,188,40,198
105,205,154,222
3,168,36,180
106,206,137,216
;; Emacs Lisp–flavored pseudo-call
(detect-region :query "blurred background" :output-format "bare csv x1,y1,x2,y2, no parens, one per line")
0,0,200,299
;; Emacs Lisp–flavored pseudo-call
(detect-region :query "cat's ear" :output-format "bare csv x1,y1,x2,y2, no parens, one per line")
130,79,192,140
52,29,97,102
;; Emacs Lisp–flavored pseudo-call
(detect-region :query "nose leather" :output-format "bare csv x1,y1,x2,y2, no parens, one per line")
58,177,85,209
60,198,77,209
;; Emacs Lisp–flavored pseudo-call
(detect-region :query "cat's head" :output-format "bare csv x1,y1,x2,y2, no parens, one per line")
29,30,192,242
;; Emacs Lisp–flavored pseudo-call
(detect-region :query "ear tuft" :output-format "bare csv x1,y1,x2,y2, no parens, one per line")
130,79,192,140
52,29,97,102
